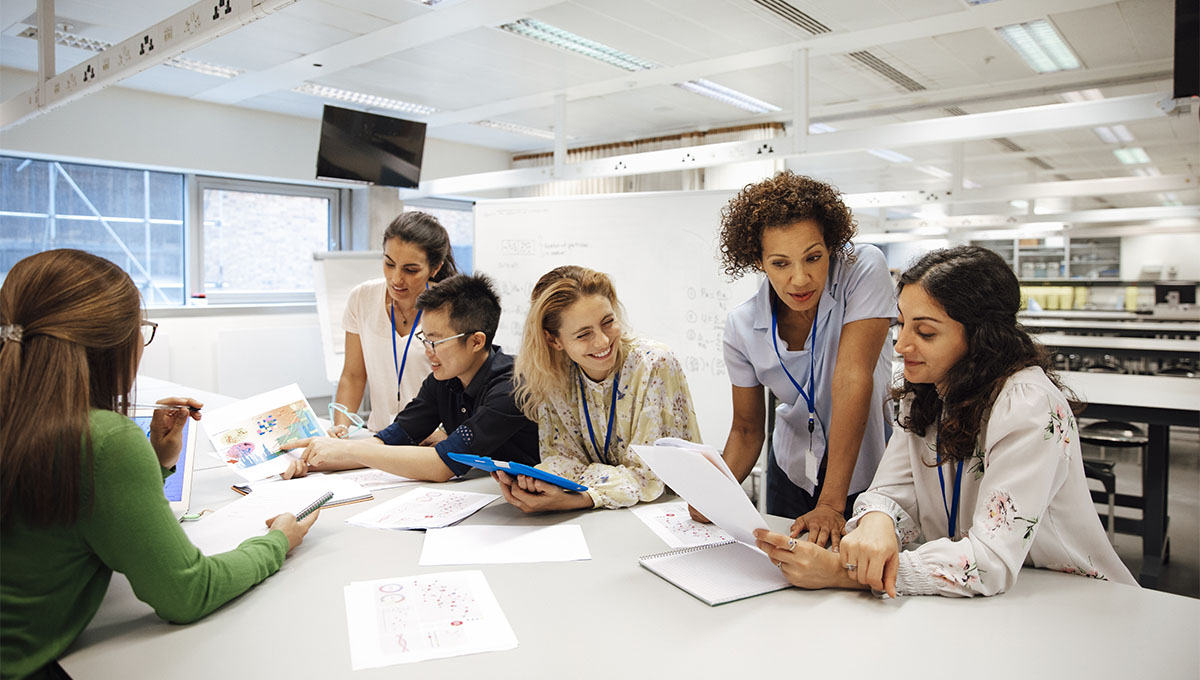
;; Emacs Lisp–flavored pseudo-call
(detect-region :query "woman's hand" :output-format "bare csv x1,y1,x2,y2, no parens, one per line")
148,397,203,469
492,471,593,513
754,529,866,591
265,510,320,553
789,503,847,549
687,504,711,523
837,511,900,597
420,428,448,447
327,423,350,439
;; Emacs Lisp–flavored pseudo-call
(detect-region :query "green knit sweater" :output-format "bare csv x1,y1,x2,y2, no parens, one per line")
1,409,289,680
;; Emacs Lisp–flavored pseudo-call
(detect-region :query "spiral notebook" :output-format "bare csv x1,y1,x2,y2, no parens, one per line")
639,540,792,606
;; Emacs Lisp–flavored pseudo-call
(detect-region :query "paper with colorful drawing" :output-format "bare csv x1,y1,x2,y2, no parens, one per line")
345,487,498,530
631,501,733,548
344,571,517,669
201,384,325,482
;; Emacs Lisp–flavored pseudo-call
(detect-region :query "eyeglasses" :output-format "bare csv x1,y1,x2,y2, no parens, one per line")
141,321,158,347
328,402,366,435
415,330,474,354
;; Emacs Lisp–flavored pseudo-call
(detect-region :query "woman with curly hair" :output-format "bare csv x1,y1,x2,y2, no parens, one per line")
708,171,897,549
754,246,1136,596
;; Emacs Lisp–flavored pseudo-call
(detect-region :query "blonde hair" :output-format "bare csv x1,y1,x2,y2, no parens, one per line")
513,265,632,419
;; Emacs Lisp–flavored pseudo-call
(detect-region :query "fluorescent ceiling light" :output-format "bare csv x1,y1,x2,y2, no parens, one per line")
963,178,982,189
1160,192,1181,206
474,119,560,140
1060,88,1103,103
915,165,953,178
1112,147,1151,165
997,20,1081,73
498,18,657,72
293,83,438,115
808,122,836,134
867,148,912,163
676,79,780,114
20,27,242,78
1010,199,1029,210
1092,126,1118,144
1110,125,1134,142
1133,167,1161,177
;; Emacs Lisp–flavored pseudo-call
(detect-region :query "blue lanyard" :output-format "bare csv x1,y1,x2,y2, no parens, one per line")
935,429,965,538
389,303,422,402
769,299,818,441
578,369,620,466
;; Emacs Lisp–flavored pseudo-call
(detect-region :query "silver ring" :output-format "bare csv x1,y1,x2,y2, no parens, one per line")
844,563,857,572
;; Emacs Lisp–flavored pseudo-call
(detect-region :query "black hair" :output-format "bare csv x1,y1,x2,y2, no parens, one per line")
893,245,1075,463
383,211,459,282
416,273,501,346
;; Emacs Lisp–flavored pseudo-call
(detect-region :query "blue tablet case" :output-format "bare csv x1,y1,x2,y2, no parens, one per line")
446,453,589,493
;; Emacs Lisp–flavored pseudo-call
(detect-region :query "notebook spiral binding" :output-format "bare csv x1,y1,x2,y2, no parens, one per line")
639,539,738,562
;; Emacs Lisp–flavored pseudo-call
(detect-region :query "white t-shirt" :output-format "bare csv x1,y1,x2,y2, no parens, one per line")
342,278,432,432
723,243,898,495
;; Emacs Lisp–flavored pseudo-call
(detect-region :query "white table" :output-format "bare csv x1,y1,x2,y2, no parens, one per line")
1061,372,1200,588
59,466,1199,679
1034,333,1200,353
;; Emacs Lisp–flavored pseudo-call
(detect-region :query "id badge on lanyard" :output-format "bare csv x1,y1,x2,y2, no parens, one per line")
770,300,822,484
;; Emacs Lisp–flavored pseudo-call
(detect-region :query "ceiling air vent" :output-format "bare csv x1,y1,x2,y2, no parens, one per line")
848,51,926,92
750,0,831,35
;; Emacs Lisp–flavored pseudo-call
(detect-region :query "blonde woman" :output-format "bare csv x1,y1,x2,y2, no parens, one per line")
502,265,700,512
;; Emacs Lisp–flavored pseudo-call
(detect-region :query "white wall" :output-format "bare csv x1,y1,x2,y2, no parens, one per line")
0,67,513,185
1120,233,1200,281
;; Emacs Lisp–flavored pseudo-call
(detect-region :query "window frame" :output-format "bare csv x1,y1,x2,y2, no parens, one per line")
190,175,345,305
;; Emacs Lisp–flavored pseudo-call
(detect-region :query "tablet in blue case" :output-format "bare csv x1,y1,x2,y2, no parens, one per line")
446,453,588,493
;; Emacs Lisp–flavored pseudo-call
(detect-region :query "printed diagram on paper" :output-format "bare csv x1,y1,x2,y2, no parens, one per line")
201,384,324,481
346,488,499,530
344,572,517,668
631,501,733,548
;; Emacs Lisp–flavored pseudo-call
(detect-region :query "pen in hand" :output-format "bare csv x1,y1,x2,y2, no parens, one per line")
133,403,201,413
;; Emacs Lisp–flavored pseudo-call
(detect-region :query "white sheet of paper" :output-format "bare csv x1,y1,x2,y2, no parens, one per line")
631,501,733,548
333,468,421,491
632,443,768,549
183,481,333,555
201,384,324,482
345,487,498,530
236,473,371,506
419,525,591,566
344,571,517,669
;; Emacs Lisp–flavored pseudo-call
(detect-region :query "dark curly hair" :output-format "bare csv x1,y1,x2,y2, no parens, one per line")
893,246,1078,464
718,170,857,279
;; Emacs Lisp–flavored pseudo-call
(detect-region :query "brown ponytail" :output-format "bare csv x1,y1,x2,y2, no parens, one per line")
1,249,142,526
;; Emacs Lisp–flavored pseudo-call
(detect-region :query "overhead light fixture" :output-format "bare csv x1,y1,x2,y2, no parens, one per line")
1093,125,1134,144
676,79,780,114
1161,192,1181,206
1109,125,1134,142
18,27,242,78
963,178,982,188
1112,147,1151,165
807,122,836,134
498,18,657,72
1010,199,1030,210
293,82,438,115
915,165,953,179
1060,88,1103,103
996,20,1081,73
1133,167,1162,177
867,148,912,163
498,18,779,114
473,120,561,140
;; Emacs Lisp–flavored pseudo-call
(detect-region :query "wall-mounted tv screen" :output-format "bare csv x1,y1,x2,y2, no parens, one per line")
315,105,426,188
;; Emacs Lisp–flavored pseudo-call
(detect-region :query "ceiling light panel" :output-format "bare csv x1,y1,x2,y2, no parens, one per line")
676,79,780,114
292,83,438,115
1112,147,1151,164
497,18,657,72
996,20,1082,73
867,148,913,163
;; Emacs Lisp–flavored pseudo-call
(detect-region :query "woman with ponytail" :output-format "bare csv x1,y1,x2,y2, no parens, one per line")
753,246,1135,596
1,250,318,680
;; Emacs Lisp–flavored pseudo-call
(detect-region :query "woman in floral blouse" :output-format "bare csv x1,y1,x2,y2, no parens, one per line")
755,246,1136,596
500,265,701,511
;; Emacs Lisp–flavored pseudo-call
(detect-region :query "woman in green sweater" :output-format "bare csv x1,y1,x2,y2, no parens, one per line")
0,249,319,680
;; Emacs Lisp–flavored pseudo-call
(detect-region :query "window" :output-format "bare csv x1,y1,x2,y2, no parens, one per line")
0,155,186,304
197,178,341,302
402,198,474,274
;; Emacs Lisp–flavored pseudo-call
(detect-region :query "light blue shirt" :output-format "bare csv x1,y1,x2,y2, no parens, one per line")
723,243,897,495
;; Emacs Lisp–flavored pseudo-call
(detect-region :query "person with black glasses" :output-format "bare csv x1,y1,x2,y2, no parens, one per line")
281,273,539,482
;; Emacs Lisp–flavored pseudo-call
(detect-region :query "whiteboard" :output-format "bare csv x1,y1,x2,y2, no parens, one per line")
473,190,757,448
313,251,384,383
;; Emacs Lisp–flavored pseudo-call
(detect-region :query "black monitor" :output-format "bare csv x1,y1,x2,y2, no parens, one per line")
1155,281,1197,305
315,105,426,188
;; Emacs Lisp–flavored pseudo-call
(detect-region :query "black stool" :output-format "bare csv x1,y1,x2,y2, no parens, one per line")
1079,421,1148,541
1082,459,1117,541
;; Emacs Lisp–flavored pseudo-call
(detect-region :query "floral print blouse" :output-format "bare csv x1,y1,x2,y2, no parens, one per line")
534,337,701,510
846,366,1137,596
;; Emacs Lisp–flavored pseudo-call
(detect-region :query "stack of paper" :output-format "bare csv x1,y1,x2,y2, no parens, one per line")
631,501,733,548
184,480,334,555
333,468,421,491
345,488,498,530
233,473,372,507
